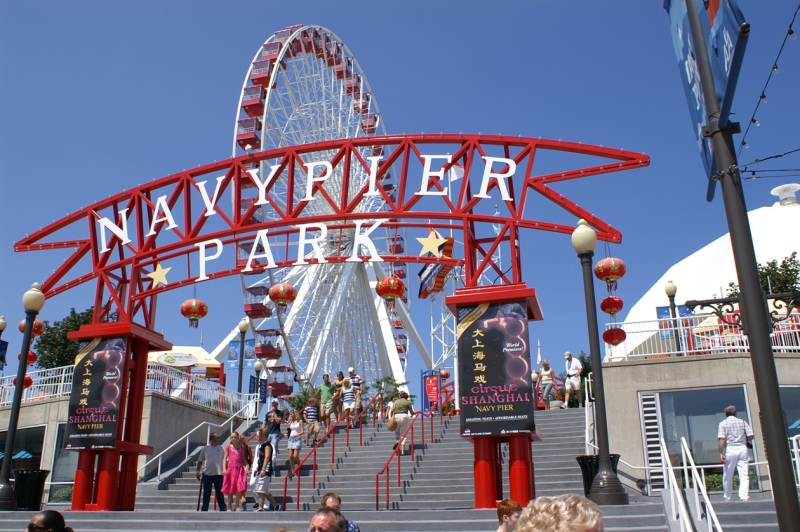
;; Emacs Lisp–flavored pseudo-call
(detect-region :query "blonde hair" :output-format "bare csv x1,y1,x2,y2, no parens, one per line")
343,378,352,387
542,359,550,369
231,431,243,444
517,495,604,532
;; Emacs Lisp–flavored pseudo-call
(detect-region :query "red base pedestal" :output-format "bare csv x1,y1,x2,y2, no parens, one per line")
473,437,500,509
508,433,535,505
68,322,170,511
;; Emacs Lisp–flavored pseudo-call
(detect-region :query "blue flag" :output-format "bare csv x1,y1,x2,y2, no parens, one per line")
664,0,747,201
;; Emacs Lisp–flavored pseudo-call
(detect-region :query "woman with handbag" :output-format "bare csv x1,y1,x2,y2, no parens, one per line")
392,391,415,453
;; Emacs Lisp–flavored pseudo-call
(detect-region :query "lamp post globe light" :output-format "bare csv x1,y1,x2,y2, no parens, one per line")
0,283,46,511
571,220,629,505
237,317,250,394
0,316,7,338
664,280,681,354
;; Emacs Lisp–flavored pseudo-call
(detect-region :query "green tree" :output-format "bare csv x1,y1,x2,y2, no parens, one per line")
368,375,414,403
285,384,316,412
33,308,94,369
726,252,800,297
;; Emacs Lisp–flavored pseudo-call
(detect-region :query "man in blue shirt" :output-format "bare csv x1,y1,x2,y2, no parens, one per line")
262,400,283,470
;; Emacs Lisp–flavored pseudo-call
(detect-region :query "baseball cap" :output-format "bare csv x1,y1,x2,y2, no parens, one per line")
347,367,355,373
564,351,572,358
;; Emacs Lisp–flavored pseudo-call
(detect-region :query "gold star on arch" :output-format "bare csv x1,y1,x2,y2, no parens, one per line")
416,230,448,257
146,263,172,289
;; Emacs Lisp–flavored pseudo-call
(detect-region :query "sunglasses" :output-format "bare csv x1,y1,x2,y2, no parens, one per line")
27,525,47,531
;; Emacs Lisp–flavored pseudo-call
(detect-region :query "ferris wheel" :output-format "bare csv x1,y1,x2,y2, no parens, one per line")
228,25,431,387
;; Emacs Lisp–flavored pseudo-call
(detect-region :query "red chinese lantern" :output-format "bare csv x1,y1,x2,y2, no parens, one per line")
268,283,298,312
439,369,450,380
18,318,45,337
600,296,624,316
180,299,208,328
602,327,627,346
375,277,405,306
17,351,37,365
14,375,34,389
594,257,626,291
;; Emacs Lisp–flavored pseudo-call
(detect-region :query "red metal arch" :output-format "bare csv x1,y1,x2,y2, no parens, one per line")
15,134,649,326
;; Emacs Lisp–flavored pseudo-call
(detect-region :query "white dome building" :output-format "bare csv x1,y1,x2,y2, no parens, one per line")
616,184,800,359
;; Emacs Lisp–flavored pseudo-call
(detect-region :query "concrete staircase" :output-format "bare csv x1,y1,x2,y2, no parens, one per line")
711,498,779,530
0,407,670,531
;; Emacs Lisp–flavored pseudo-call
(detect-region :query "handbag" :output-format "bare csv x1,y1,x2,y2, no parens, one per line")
387,415,398,432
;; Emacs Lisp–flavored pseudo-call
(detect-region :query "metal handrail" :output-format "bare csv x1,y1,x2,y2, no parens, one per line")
282,413,347,510
792,435,800,486
375,411,432,510
354,393,383,446
440,381,456,419
660,438,693,532
137,397,258,481
681,437,723,531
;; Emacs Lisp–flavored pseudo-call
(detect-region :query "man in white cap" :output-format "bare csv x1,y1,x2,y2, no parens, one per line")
348,367,363,422
562,351,583,408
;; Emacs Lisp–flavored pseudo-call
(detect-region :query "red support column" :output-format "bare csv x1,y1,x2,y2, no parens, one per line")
91,450,121,511
473,437,499,509
118,338,151,510
494,439,504,501
508,434,534,506
70,450,96,511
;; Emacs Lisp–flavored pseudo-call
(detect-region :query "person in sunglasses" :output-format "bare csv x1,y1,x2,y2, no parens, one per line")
26,510,74,532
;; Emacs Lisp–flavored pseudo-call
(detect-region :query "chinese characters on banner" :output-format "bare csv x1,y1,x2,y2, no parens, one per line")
64,337,128,450
226,339,256,369
457,301,535,436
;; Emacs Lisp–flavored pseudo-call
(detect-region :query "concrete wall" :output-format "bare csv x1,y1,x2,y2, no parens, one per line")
1,391,237,480
603,352,800,491
0,395,71,475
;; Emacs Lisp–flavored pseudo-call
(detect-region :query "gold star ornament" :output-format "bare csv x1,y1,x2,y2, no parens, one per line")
146,263,172,289
416,230,448,257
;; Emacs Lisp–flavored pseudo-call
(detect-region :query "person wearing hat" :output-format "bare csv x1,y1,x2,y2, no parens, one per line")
563,351,583,408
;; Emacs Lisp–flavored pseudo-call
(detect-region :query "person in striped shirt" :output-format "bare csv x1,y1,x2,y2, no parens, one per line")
303,398,320,446
341,378,357,428
347,367,363,420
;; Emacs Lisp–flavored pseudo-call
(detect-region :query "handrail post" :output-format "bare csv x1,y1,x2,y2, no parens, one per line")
410,423,414,462
397,449,401,487
331,424,336,465
375,472,380,511
346,420,350,448
386,467,390,509
312,448,317,488
421,411,425,446
430,411,433,443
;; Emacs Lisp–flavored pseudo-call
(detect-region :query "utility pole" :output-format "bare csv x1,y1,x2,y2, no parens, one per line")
685,1,800,528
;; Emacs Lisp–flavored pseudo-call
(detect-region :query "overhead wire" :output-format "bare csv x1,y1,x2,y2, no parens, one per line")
736,4,800,157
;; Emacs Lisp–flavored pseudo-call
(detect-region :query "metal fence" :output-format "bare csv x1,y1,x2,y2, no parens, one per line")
605,313,800,361
0,363,256,416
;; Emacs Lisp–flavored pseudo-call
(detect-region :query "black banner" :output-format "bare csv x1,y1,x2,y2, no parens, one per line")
65,337,128,450
457,301,535,436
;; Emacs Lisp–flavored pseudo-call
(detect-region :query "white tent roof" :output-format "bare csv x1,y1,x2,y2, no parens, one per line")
623,194,800,348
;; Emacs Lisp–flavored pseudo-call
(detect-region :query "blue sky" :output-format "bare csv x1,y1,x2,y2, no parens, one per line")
1,2,798,399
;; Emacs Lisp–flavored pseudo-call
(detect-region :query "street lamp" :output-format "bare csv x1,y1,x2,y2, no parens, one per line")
664,280,682,355
0,283,46,510
571,220,629,505
0,316,7,339
237,318,250,394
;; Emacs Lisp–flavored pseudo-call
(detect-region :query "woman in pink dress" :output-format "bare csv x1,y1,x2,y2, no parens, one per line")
221,432,251,511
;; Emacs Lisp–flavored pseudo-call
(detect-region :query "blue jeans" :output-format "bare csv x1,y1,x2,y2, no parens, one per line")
201,474,226,511
268,433,280,469
542,383,553,402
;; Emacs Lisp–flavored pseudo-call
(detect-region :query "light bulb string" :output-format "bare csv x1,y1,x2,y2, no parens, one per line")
736,3,800,157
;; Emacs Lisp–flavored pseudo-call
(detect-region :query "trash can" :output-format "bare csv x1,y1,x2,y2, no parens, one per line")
12,469,50,511
575,455,620,496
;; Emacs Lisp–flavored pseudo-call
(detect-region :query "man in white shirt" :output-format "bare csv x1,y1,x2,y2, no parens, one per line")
196,432,226,511
562,351,583,408
718,405,754,501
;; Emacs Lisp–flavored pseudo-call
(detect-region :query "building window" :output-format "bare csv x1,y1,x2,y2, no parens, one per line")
780,386,800,438
0,425,45,471
48,423,78,503
659,386,751,465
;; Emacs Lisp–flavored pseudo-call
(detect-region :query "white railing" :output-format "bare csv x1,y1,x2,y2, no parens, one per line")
0,363,256,416
0,365,74,407
681,437,723,532
793,435,800,486
661,438,694,532
137,397,258,482
584,375,596,455
605,313,800,361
